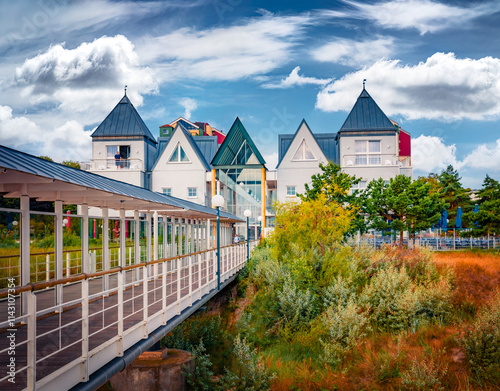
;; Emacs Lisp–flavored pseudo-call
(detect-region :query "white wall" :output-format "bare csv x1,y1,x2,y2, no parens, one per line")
151,129,209,206
276,122,327,203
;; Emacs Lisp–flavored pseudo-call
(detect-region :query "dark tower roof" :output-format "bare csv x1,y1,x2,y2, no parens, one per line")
91,95,157,143
339,89,397,132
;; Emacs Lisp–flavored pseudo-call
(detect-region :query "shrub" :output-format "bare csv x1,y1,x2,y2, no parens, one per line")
320,299,370,367
184,341,218,391
275,276,317,332
461,292,500,383
400,357,446,391
322,275,357,310
220,335,276,391
249,246,285,291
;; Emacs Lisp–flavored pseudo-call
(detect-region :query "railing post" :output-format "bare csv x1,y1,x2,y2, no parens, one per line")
188,253,193,306
162,256,167,324
176,256,181,314
117,265,124,356
26,290,36,391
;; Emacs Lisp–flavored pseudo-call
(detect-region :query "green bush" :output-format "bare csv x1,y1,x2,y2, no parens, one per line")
462,292,500,384
184,341,218,391
400,357,446,391
322,275,357,310
220,335,275,391
320,299,371,367
275,276,317,332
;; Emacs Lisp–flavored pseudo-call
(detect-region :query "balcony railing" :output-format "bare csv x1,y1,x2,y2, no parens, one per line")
342,154,411,168
81,158,144,171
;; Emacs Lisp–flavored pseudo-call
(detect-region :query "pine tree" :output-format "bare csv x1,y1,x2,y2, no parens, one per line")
438,165,472,227
465,175,500,235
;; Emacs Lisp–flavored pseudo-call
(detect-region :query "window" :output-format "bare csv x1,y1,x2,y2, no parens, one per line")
292,139,315,160
162,188,172,196
354,140,381,165
188,187,197,198
169,143,190,163
286,186,296,196
107,145,130,168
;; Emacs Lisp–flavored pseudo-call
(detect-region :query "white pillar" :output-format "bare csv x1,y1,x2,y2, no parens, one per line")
206,219,211,250
55,199,63,307
163,216,168,259
82,203,89,274
153,211,159,261
103,207,109,292
171,218,176,257
120,209,126,268
21,193,30,315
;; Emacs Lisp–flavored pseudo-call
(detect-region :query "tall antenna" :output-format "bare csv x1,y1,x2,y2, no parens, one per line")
363,79,366,89
124,85,127,96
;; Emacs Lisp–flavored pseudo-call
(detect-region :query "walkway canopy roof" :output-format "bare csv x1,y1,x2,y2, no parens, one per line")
0,145,242,222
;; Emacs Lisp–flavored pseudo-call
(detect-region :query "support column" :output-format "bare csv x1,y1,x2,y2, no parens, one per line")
21,192,30,315
103,207,109,292
261,167,266,230
134,211,140,282
206,219,211,249
211,169,216,207
55,199,63,307
171,218,177,257
120,209,126,268
163,216,168,259
82,203,89,274
153,211,158,278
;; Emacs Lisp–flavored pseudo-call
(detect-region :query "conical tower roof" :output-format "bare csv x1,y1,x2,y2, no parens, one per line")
339,89,397,132
91,95,157,143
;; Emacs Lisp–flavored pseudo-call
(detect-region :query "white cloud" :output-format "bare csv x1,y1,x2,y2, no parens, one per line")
137,14,312,81
411,135,458,172
461,139,500,171
15,35,157,116
311,37,394,67
261,66,332,89
0,105,91,161
344,0,500,35
316,52,500,121
179,98,198,120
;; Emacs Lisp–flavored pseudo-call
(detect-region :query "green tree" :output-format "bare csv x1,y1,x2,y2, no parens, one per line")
62,160,81,169
38,155,54,162
464,175,500,235
365,176,443,244
438,165,472,227
271,194,354,258
299,162,366,232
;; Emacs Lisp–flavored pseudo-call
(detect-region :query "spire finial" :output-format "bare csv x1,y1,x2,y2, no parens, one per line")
363,79,366,89
124,85,127,96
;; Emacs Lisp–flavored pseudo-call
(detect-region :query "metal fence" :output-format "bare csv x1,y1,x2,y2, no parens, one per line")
350,230,499,251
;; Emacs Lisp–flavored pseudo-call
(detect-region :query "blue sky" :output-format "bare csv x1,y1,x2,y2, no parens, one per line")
1,0,500,188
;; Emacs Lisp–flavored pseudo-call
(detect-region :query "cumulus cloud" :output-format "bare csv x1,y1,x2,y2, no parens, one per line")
15,35,157,115
0,105,91,161
179,98,198,120
344,0,500,35
316,52,500,121
137,14,312,81
311,37,394,67
263,152,278,169
261,66,332,89
461,139,500,171
411,135,458,172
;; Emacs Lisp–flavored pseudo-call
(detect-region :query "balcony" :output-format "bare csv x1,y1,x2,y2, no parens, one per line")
342,154,410,167
81,158,144,171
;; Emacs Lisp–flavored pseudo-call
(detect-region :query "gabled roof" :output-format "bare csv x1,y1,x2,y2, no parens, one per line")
166,117,199,130
339,89,397,132
211,117,266,167
91,95,157,143
277,119,339,168
153,122,216,171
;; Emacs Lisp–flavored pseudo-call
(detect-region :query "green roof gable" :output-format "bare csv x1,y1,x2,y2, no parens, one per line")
211,117,266,168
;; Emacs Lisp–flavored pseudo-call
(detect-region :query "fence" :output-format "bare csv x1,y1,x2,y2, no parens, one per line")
350,230,499,251
0,240,258,391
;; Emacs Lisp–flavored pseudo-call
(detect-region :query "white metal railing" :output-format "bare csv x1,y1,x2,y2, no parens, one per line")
0,240,257,391
80,158,144,171
349,230,499,251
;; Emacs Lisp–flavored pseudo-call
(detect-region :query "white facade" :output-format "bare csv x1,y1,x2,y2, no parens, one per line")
276,122,328,202
151,127,210,206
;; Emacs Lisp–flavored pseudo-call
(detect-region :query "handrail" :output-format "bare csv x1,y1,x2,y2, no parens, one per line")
0,241,256,299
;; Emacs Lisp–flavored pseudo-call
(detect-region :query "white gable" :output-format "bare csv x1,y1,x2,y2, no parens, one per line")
280,122,327,169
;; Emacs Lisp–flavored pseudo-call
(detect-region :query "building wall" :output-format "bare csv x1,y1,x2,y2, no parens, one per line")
151,130,209,206
276,123,328,203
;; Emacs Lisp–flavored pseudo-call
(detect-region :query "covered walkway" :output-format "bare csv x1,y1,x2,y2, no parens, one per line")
0,145,254,391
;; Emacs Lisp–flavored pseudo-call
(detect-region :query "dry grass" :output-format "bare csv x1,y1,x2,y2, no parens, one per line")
434,251,500,307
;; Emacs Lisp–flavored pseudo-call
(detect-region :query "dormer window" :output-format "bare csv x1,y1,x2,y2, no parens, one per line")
168,143,190,163
292,139,315,161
